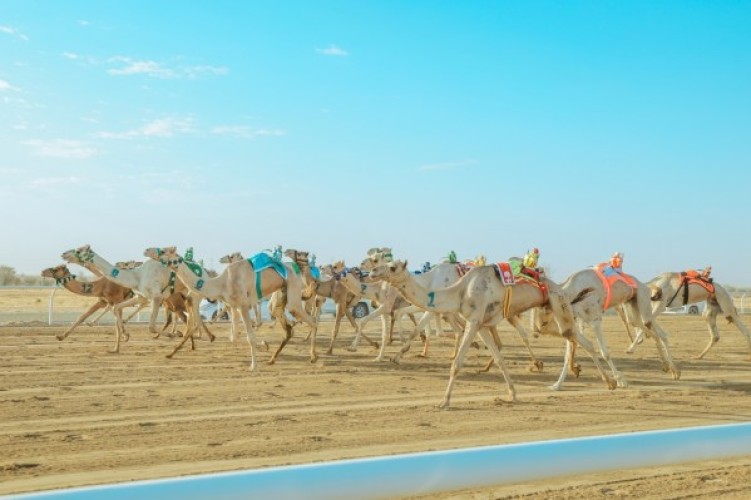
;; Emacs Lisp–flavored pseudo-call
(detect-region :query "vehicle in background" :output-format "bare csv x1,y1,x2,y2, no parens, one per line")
663,301,706,315
320,298,370,319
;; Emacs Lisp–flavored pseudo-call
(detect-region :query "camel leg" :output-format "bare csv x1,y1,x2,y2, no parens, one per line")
479,327,503,373
59,300,107,340
698,303,722,359
439,320,481,409
714,289,751,358
551,340,574,391
642,319,681,380
86,304,111,327
551,331,616,392
113,295,148,347
349,304,386,351
268,311,294,365
590,318,627,388
123,302,146,323
373,315,391,362
507,315,543,373
166,322,196,359
391,319,426,364
147,298,161,336
625,327,646,354
416,312,432,358
327,305,345,355
477,327,516,403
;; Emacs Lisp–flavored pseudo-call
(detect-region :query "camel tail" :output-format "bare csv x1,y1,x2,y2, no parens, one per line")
571,288,595,305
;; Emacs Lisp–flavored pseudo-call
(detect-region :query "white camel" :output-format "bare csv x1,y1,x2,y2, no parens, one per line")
370,260,598,409
62,245,210,353
534,262,681,391
625,270,751,359
147,246,319,368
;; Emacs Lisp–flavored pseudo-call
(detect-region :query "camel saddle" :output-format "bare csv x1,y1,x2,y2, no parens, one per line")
248,252,292,280
593,262,638,310
493,262,516,286
682,270,715,294
666,270,715,307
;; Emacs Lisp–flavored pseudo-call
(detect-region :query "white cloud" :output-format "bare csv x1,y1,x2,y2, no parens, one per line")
316,45,349,57
78,20,91,27
23,139,97,159
0,25,29,41
0,79,16,92
107,56,228,79
211,125,285,139
417,159,477,172
97,117,196,139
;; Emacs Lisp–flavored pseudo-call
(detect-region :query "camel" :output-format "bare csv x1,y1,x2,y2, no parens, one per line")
370,260,595,409
41,264,135,340
355,250,544,370
86,260,179,334
217,252,265,333
533,263,681,391
62,244,207,353
146,246,319,369
624,271,751,359
337,266,454,361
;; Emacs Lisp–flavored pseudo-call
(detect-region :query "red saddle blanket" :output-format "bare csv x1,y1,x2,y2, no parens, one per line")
682,271,715,295
494,262,515,286
594,263,638,310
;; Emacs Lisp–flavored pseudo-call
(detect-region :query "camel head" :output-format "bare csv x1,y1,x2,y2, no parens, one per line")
62,244,95,265
370,259,409,283
219,252,244,264
360,248,394,271
144,246,182,269
41,264,74,284
284,249,310,267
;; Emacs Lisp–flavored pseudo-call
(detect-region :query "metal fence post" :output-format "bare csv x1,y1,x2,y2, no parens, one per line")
48,287,58,325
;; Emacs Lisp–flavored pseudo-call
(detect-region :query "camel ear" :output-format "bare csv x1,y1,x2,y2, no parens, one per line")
367,247,379,256
164,246,177,254
400,260,408,270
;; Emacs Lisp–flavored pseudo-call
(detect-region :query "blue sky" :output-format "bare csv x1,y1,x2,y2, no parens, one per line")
2,1,750,284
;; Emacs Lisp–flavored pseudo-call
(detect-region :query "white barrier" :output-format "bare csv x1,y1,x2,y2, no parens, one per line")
9,422,751,500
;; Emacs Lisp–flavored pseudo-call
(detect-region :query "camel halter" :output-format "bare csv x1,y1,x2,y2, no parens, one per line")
55,274,75,285
75,248,94,263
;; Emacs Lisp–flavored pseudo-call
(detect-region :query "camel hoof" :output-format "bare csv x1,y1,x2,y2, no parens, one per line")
390,357,400,365
617,379,628,388
165,353,174,359
529,360,544,373
268,358,277,365
208,334,216,343
56,335,65,341
346,344,357,352
625,348,634,354
416,353,428,359
672,369,681,380
572,365,581,378
607,379,617,391
548,384,562,391
310,355,318,364
260,341,269,352
437,401,450,410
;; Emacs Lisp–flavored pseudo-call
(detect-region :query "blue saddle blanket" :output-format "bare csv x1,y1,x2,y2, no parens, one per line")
248,253,288,280
311,266,321,280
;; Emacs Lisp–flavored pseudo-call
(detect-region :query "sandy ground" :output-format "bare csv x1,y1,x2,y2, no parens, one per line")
1,313,750,498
